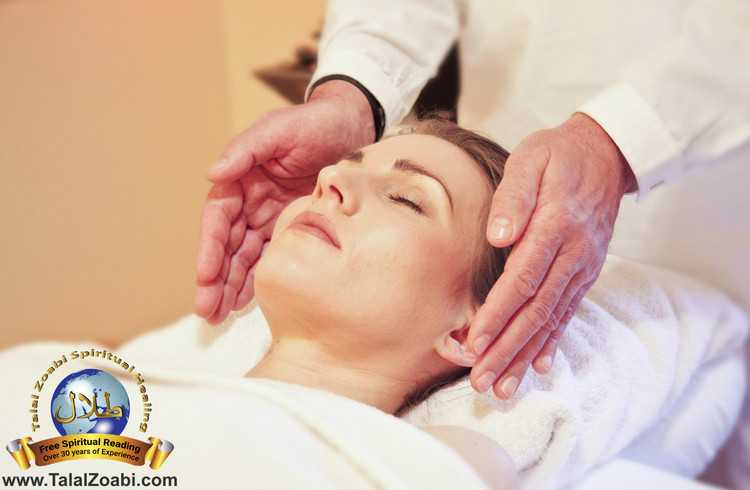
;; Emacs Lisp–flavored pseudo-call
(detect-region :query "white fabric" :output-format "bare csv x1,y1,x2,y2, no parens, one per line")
618,348,746,477
576,460,723,490
4,255,742,488
0,345,488,490
700,340,750,490
309,1,460,127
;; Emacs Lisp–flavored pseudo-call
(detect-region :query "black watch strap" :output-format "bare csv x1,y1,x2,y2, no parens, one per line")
310,74,386,142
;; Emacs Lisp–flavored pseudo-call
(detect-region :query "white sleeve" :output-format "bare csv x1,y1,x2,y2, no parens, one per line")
304,0,462,128
577,1,750,202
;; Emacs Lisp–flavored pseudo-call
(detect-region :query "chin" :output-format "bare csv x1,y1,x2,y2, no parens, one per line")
254,242,336,324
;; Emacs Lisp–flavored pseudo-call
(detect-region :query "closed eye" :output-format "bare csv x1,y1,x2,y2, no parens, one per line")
388,193,424,214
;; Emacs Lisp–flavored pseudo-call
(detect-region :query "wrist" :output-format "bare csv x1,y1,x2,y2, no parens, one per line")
308,79,377,147
563,112,638,196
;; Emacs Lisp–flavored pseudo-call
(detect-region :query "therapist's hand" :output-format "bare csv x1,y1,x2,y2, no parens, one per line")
467,112,637,398
195,80,375,324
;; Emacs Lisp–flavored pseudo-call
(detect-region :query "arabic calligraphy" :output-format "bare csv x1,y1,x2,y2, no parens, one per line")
54,391,123,424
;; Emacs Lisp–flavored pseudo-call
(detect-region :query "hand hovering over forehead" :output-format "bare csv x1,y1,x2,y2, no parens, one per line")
194,81,375,324
467,113,637,398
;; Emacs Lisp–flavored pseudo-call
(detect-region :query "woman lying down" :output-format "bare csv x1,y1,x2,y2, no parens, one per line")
4,117,740,489
223,115,745,489
244,117,518,488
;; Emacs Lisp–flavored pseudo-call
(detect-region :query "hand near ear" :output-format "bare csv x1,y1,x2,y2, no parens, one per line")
466,112,637,398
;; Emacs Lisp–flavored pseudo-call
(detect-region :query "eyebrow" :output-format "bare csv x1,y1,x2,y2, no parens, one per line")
393,158,454,212
342,150,364,163
343,149,454,212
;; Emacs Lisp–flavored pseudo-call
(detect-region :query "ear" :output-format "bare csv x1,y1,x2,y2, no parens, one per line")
434,319,477,367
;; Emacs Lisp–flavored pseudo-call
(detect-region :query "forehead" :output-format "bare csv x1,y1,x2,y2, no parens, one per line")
364,133,492,215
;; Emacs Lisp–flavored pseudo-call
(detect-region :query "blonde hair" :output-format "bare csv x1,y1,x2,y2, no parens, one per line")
393,115,512,416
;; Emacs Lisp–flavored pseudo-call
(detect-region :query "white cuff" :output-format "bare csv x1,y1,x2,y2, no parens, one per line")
577,83,684,202
305,49,410,130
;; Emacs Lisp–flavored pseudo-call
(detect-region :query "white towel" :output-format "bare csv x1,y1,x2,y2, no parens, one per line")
577,459,724,490
399,255,749,489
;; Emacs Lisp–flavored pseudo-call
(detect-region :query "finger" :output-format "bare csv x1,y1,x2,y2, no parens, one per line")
470,254,578,392
490,327,549,399
211,218,278,323
234,265,257,311
228,215,247,256
227,222,274,311
194,281,224,320
234,240,272,310
207,123,279,183
195,202,231,285
205,255,233,325
197,253,231,322
558,282,590,335
224,230,263,307
532,279,593,373
487,145,549,248
469,223,564,357
207,286,235,325
195,182,244,285
531,271,587,373
223,198,283,311
531,312,570,374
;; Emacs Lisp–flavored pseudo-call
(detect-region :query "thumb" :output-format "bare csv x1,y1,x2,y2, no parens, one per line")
206,123,278,183
487,145,548,247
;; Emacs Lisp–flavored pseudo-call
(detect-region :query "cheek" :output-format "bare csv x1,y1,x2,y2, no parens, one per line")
347,222,468,323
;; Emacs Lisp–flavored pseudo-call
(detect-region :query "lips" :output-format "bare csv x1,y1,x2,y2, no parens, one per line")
288,211,341,250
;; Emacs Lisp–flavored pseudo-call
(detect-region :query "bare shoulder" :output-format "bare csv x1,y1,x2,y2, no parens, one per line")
420,425,519,490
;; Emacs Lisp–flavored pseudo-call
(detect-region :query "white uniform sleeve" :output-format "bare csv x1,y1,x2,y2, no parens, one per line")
305,0,462,129
577,0,750,202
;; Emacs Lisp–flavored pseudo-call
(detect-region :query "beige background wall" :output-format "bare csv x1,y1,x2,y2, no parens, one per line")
0,0,325,349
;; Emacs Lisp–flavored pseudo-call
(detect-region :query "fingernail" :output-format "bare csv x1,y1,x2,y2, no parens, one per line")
537,355,552,373
473,334,492,356
476,371,496,392
209,157,230,173
500,376,519,398
490,217,512,242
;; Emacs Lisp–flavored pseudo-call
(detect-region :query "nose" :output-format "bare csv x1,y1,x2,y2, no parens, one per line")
313,164,359,215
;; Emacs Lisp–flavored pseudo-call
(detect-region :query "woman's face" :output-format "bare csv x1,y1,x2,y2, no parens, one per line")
255,133,492,360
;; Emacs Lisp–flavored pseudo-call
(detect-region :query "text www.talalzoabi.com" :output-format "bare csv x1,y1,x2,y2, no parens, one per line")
1,471,178,487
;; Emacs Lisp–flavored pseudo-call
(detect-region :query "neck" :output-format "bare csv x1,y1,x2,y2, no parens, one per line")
245,337,423,414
